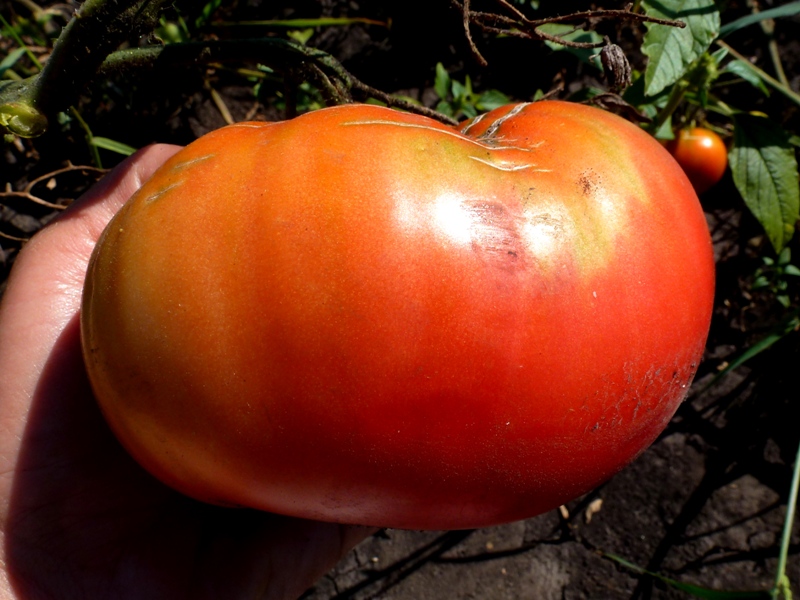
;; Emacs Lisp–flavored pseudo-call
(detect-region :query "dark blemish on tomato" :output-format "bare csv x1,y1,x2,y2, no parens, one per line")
578,175,594,196
578,169,604,198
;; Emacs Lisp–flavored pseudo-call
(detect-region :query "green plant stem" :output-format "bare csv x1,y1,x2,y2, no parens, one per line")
28,0,169,116
771,437,800,599
97,40,459,125
716,40,800,108
767,39,790,89
1,0,171,136
757,11,791,89
649,80,688,134
70,105,102,168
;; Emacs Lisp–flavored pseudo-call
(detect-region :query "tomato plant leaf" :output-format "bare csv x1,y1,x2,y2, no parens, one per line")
0,47,26,78
718,1,800,37
730,115,800,253
477,89,511,111
195,0,223,29
723,60,770,96
641,0,720,96
434,63,450,101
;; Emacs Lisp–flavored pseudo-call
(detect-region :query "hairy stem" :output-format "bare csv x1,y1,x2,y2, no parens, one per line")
1,0,170,136
97,40,459,126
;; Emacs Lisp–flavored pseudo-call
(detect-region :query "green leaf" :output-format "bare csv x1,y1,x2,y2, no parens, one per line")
751,276,770,289
719,1,800,37
605,554,770,599
538,23,603,69
0,47,26,78
451,79,468,102
784,264,800,276
91,137,137,156
704,308,800,392
435,99,454,118
434,63,450,100
461,104,477,119
286,28,314,45
195,0,223,29
641,0,720,96
476,89,511,111
724,60,770,96
654,113,674,140
730,115,800,252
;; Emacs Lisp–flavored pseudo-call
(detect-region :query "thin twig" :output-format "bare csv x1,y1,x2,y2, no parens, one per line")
0,162,107,210
449,1,686,55
349,80,459,126
98,40,460,126
461,0,488,67
525,8,686,28
0,229,31,242
490,0,527,22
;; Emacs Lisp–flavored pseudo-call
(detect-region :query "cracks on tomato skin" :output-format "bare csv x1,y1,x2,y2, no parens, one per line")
169,154,215,172
141,154,215,204
467,155,550,173
142,181,183,204
340,119,537,154
475,102,531,142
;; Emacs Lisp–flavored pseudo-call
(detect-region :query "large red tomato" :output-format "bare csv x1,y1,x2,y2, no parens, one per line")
81,101,715,530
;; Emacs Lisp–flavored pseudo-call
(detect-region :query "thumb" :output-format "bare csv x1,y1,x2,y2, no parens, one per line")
0,144,181,425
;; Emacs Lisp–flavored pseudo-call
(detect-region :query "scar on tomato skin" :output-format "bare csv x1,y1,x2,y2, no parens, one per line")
466,201,525,266
170,153,215,172
477,102,531,141
340,119,535,153
468,155,551,173
460,112,487,135
228,122,275,129
143,180,184,204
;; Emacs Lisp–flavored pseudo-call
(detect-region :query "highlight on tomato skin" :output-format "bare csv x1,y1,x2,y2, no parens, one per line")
80,100,716,531
663,127,728,194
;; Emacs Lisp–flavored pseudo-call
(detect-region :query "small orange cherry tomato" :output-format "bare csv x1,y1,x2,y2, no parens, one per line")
664,127,727,194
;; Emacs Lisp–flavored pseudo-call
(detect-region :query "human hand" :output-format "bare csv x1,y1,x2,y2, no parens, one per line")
0,145,372,599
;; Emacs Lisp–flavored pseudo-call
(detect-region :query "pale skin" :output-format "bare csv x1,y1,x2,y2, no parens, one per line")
0,145,372,599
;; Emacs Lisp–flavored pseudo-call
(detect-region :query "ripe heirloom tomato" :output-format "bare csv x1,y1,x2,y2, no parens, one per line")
81,101,715,530
664,127,727,194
